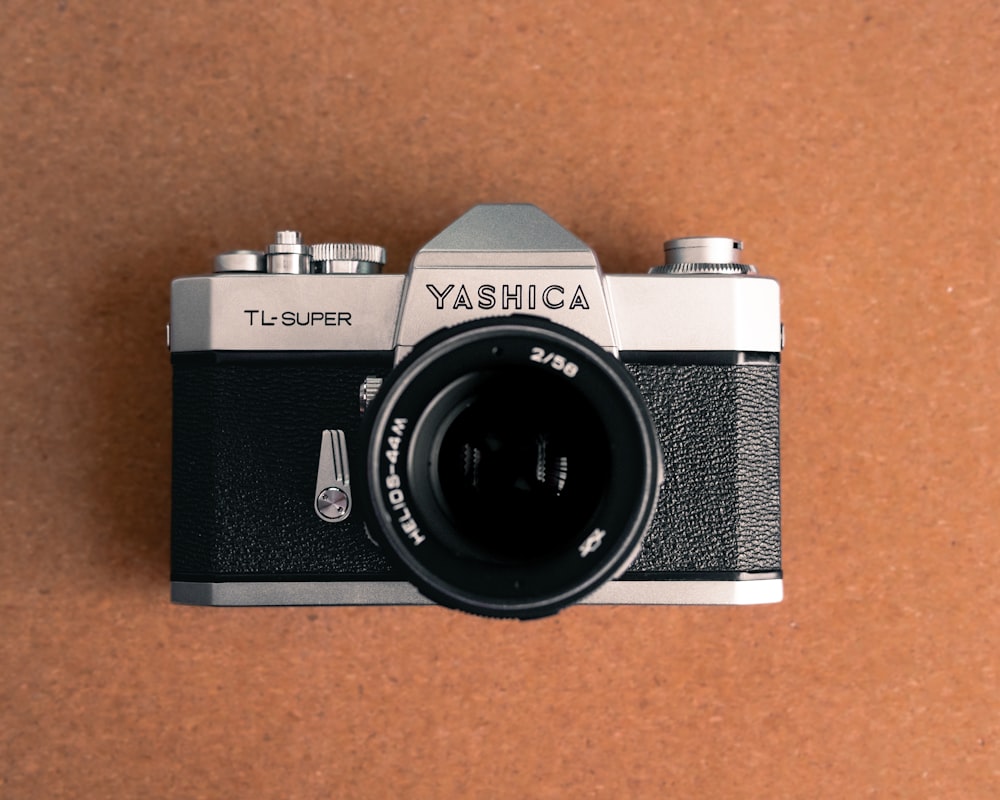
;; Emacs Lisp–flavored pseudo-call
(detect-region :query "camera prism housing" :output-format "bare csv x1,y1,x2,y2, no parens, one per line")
169,204,782,618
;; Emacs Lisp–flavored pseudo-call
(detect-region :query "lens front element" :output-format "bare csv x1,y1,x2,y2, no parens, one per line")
426,368,612,564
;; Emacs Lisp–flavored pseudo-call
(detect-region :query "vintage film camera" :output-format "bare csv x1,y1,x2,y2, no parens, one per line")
169,204,782,618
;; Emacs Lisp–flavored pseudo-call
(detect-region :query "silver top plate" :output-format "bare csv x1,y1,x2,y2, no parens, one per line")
170,205,781,354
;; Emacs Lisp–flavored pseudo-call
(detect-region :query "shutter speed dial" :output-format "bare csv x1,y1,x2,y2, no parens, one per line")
651,236,756,275
311,243,387,274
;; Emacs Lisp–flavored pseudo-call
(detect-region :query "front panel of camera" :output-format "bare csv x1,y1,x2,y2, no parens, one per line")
169,204,783,615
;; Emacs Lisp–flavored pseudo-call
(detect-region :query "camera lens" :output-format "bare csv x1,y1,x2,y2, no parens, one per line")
362,317,661,619
426,369,611,564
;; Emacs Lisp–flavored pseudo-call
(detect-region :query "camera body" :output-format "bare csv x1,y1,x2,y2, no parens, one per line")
169,204,782,618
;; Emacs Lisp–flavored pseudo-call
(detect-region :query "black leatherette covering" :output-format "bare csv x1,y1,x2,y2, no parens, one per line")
172,356,779,580
622,363,781,574
171,355,396,579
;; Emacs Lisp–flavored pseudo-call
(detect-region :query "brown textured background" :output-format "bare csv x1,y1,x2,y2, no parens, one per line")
1,1,997,797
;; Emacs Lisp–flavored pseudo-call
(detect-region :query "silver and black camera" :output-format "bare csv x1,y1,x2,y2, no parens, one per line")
169,204,782,618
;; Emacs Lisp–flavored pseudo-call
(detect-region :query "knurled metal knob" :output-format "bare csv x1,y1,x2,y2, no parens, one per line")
651,236,756,274
312,243,387,274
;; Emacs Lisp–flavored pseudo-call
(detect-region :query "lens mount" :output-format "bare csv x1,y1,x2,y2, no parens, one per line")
362,316,662,618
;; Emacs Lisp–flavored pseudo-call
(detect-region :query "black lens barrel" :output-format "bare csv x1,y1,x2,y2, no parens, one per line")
362,317,662,619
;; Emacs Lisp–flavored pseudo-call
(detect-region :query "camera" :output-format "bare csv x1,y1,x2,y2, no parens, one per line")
169,204,782,618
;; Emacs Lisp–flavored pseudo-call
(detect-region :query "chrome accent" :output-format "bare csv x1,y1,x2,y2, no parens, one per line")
173,581,432,606
664,236,745,265
168,272,779,354
171,579,783,606
604,274,781,353
314,430,352,522
169,206,780,355
312,243,386,274
583,578,782,605
653,236,755,274
396,205,618,356
650,262,754,275
413,204,598,265
267,230,311,274
214,250,266,273
359,376,383,414
169,274,405,352
316,488,350,521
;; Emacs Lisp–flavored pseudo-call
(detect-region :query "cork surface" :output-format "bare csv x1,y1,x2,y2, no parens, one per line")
1,1,997,797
